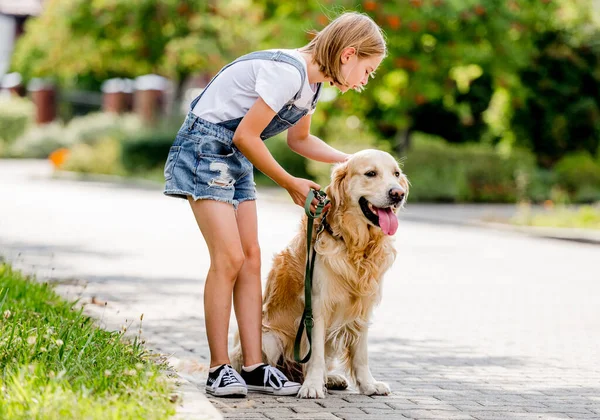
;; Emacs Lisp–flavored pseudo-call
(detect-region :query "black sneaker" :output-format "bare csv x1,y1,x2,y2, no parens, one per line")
240,364,302,396
205,364,247,397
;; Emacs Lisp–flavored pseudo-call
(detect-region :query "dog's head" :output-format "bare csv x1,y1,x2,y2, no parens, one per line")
326,149,408,236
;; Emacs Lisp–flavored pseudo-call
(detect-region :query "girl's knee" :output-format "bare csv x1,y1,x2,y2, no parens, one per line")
243,244,261,268
212,251,245,277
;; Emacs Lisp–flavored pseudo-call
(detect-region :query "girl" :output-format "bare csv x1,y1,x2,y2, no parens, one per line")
164,11,386,397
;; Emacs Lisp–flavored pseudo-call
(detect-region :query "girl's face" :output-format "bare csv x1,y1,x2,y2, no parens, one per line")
334,49,384,93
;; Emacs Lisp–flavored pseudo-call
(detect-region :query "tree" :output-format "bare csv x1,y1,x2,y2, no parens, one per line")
316,0,560,151
512,29,600,167
11,0,266,92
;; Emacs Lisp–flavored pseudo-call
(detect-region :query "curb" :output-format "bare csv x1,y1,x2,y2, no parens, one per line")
401,213,600,245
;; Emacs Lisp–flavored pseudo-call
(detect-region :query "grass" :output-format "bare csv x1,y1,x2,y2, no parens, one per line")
511,203,600,229
0,262,176,419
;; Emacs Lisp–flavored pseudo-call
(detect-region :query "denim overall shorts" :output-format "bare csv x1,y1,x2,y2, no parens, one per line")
163,50,322,208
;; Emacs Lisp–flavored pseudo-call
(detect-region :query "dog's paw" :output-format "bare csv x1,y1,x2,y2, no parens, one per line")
326,374,348,390
359,380,391,396
298,379,326,399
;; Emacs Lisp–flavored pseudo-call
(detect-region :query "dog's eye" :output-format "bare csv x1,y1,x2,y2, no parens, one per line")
365,171,377,177
394,171,400,177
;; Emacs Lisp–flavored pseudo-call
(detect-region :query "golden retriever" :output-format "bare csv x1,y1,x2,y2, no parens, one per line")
232,149,408,398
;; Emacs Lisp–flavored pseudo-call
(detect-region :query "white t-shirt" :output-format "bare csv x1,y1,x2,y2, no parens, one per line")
191,49,320,123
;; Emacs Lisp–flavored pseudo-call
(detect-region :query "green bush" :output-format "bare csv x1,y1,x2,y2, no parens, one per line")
61,112,142,145
513,203,600,229
401,132,537,202
62,137,125,175
399,133,469,202
526,168,557,203
553,151,600,202
9,112,143,158
8,122,66,158
120,128,177,174
0,97,35,152
461,144,537,202
254,134,313,186
308,114,387,187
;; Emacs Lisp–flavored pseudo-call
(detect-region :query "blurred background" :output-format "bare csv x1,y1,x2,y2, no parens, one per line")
1,0,600,229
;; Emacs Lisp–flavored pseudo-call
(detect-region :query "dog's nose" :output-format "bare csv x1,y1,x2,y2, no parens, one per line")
389,188,405,204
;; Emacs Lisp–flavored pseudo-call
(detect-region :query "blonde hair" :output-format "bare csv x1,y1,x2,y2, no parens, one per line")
301,12,386,88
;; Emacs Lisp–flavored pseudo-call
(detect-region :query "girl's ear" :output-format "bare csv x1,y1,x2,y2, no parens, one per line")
341,47,356,63
326,161,349,209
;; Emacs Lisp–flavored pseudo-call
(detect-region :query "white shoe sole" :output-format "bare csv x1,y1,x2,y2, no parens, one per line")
205,385,248,397
247,384,302,396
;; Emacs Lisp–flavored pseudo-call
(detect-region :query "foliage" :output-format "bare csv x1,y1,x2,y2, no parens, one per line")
512,29,600,167
278,0,558,142
254,133,313,186
120,128,178,174
62,137,125,175
0,97,35,153
255,0,598,160
553,151,600,202
8,122,67,158
9,113,142,158
400,132,537,202
10,0,266,90
512,203,600,229
307,113,388,187
0,263,175,419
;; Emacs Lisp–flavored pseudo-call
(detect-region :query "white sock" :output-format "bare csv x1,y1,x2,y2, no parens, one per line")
209,364,225,373
242,363,264,372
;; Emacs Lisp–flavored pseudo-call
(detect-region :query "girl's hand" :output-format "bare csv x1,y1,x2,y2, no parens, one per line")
284,177,330,213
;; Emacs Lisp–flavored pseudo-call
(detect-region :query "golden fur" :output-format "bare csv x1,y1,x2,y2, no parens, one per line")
231,149,408,398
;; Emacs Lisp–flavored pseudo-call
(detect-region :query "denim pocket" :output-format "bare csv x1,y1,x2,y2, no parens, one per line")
164,146,181,181
195,135,236,159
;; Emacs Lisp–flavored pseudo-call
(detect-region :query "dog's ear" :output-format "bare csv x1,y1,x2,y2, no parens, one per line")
399,171,410,201
326,161,349,209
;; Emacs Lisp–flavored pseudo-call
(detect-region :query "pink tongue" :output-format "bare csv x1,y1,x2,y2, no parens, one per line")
376,207,399,235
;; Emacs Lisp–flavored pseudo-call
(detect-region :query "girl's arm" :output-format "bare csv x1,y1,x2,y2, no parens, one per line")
286,114,350,163
233,98,322,209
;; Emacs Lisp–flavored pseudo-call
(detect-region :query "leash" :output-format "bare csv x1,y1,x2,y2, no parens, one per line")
293,189,329,363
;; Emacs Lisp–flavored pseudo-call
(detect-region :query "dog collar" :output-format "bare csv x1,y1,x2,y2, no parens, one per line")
320,214,343,242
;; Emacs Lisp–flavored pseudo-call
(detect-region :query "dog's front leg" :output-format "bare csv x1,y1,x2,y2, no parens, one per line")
297,313,326,399
351,326,391,396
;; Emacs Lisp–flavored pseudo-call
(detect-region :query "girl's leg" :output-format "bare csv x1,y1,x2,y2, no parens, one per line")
233,200,263,366
233,199,303,396
188,198,245,368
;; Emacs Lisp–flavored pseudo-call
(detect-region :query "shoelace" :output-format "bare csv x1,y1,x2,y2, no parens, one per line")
262,365,289,390
213,365,245,388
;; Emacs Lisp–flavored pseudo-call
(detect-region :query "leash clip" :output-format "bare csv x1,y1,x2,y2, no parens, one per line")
313,190,327,204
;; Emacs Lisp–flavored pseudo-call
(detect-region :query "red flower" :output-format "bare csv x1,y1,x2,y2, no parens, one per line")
408,21,420,32
363,1,377,11
474,5,486,16
387,15,401,30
